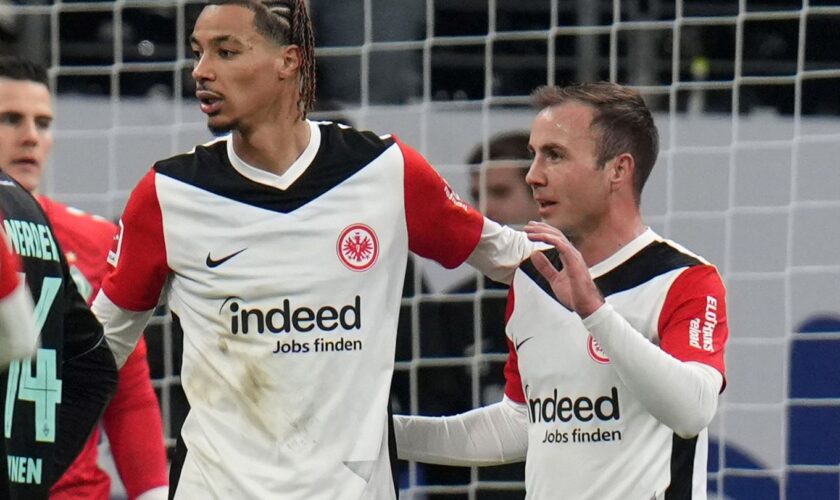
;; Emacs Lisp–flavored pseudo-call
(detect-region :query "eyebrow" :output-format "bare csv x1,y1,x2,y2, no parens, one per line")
0,111,53,121
189,34,246,47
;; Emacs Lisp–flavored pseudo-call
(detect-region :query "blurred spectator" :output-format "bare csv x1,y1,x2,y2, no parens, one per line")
400,131,534,498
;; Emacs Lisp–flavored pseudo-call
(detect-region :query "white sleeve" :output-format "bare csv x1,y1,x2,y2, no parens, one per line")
91,290,155,368
135,486,168,500
394,397,529,466
465,219,539,285
582,303,723,438
0,282,37,368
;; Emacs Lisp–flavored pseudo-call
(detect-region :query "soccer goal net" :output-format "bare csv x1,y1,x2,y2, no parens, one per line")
9,0,840,498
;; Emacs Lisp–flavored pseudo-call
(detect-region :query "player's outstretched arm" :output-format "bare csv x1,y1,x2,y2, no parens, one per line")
466,218,539,285
398,137,536,284
394,398,528,466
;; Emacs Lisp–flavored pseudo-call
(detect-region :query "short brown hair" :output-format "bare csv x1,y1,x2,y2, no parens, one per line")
466,130,531,165
532,82,659,200
0,57,48,88
209,0,316,118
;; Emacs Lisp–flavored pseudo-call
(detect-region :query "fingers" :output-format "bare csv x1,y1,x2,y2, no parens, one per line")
530,250,557,282
524,221,574,261
524,221,587,282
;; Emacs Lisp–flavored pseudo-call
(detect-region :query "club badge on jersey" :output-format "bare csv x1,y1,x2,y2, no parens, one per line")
337,223,379,272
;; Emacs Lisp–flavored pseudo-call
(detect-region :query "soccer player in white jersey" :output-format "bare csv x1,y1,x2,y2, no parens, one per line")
395,82,729,499
91,1,534,499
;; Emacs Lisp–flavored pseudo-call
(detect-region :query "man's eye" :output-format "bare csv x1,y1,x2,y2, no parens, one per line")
0,114,20,126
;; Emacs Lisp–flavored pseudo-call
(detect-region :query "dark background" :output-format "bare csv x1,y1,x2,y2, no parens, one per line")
3,0,838,115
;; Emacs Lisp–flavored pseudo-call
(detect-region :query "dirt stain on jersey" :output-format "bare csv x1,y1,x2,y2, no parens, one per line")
217,337,229,354
239,362,275,437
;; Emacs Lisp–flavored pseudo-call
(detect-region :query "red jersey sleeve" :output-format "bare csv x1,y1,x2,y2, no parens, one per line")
397,137,484,268
100,170,169,311
103,337,168,497
0,233,20,300
502,287,526,403
658,265,728,385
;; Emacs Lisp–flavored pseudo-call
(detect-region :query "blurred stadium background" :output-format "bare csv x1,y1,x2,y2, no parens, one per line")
2,0,839,498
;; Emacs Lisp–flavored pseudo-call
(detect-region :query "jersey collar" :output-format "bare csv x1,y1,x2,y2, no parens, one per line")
589,227,658,279
225,120,321,191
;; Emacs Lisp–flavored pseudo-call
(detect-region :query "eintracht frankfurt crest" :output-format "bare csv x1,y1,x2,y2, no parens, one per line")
587,334,610,364
337,223,379,271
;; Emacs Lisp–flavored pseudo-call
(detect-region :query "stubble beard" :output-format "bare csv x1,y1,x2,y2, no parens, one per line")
208,117,236,135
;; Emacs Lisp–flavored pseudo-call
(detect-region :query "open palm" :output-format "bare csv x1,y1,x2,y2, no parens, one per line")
523,221,604,318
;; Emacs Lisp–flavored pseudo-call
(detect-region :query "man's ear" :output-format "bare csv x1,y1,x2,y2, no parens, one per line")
275,45,301,80
609,153,635,191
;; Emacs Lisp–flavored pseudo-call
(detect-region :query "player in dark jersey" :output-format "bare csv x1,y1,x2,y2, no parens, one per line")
396,82,729,499
0,228,36,369
0,56,168,500
92,1,535,499
0,172,118,499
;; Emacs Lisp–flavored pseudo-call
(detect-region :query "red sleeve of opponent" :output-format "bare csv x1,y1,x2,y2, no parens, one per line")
0,233,20,300
101,170,169,311
102,337,168,497
397,136,484,269
502,287,526,403
658,265,729,389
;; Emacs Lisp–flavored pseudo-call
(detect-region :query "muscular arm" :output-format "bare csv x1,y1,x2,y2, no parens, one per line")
394,397,529,466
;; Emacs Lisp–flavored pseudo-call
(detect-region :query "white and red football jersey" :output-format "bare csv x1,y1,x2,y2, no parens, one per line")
93,121,530,500
503,229,727,500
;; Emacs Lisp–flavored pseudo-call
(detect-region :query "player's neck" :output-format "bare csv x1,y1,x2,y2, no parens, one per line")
574,211,646,268
232,117,311,177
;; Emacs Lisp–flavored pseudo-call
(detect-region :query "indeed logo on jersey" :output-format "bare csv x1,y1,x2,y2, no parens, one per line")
689,296,718,352
526,386,620,424
222,295,361,335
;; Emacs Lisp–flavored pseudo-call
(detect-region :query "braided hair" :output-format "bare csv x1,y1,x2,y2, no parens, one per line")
210,0,317,118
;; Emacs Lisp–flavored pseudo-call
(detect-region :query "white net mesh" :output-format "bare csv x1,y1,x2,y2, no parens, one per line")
9,0,840,498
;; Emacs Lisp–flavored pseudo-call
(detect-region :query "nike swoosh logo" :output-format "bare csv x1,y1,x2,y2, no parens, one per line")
206,248,247,268
515,337,533,351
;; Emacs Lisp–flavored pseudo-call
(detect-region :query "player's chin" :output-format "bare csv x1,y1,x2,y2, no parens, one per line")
207,117,235,135
5,167,41,192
